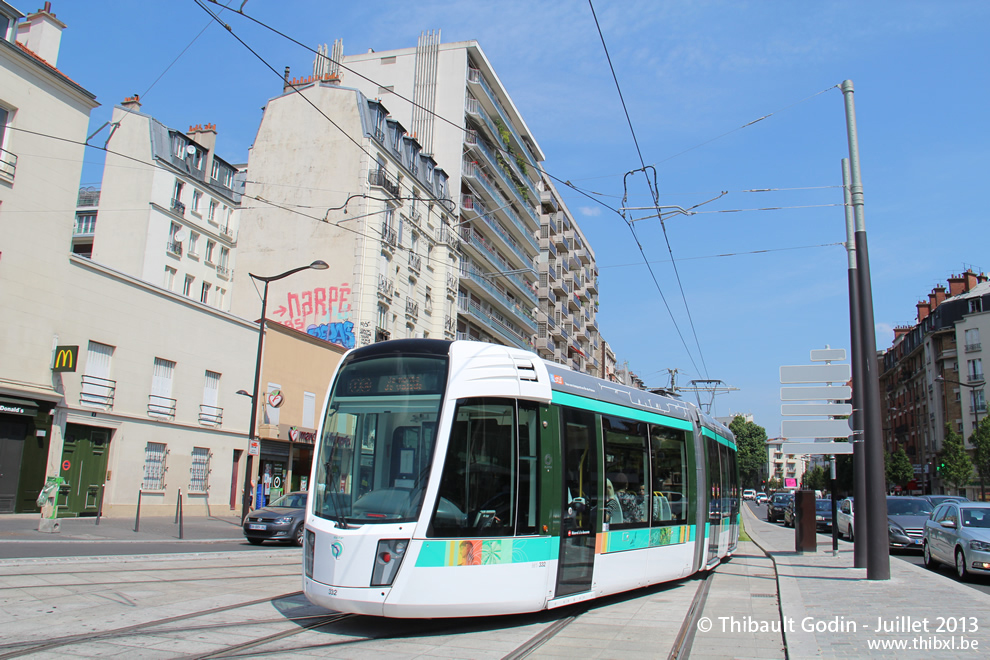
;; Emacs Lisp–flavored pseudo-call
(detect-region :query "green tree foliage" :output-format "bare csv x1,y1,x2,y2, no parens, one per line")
970,416,990,500
835,453,854,496
729,416,768,488
885,448,914,488
801,465,827,491
940,423,974,495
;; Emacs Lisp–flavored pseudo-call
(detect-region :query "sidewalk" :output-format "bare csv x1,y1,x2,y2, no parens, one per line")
0,511,245,543
743,503,990,658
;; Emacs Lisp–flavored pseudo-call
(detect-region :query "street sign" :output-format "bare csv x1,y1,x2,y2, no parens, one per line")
781,419,852,438
248,439,260,456
777,441,854,455
780,386,852,401
781,403,853,416
780,364,852,384
810,348,847,362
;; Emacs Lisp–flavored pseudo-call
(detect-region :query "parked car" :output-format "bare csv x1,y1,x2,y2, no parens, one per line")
923,501,990,580
887,496,934,550
767,492,792,523
837,497,854,540
756,492,768,504
743,489,756,501
924,495,969,508
815,499,833,532
243,491,308,546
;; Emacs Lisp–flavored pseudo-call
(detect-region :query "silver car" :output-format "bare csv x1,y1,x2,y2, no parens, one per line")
923,501,990,580
837,497,854,540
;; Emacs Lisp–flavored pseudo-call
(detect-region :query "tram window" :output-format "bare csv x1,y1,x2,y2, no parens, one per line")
561,406,598,535
430,399,516,538
602,415,648,528
515,402,540,536
706,437,721,519
649,425,690,525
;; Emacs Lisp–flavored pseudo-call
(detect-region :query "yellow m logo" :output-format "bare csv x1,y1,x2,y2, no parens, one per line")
53,346,78,372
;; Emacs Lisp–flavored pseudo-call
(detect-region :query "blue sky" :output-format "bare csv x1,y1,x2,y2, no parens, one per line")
50,1,989,436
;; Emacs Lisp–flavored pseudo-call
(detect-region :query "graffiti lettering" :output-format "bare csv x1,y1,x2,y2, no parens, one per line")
281,285,352,323
359,320,373,347
307,321,355,348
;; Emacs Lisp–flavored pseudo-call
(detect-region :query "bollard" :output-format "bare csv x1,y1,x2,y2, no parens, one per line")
175,487,181,524
178,489,184,540
95,483,105,526
134,488,142,532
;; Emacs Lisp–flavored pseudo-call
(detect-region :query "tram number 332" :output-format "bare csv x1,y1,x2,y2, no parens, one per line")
328,588,338,596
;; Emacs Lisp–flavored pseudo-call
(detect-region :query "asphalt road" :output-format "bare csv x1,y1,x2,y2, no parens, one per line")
0,539,296,560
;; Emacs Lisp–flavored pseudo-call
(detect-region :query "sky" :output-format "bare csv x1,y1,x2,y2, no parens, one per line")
45,0,990,437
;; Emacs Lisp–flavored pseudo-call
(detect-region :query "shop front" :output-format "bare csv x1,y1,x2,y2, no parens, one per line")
0,395,53,514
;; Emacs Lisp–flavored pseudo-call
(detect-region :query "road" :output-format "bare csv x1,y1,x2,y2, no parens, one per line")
746,499,990,596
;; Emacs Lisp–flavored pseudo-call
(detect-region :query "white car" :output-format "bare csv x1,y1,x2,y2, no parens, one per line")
756,492,768,504
837,497,854,540
743,489,756,501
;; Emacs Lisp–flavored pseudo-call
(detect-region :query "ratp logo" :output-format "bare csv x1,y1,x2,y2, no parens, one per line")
553,375,564,385
330,542,343,559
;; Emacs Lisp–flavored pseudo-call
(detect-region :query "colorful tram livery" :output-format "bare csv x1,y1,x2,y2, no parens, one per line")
303,339,739,618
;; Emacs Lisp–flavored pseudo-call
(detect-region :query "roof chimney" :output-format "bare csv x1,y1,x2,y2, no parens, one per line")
948,274,966,297
964,269,978,292
917,301,931,323
188,123,217,154
932,285,947,308
893,326,912,340
16,2,66,67
121,94,141,111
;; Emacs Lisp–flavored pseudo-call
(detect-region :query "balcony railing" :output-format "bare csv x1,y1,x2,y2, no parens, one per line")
466,67,538,170
457,297,534,350
77,186,101,207
199,404,223,426
408,253,422,273
968,373,985,384
381,223,398,249
220,224,235,241
461,193,538,264
216,264,231,279
459,265,538,332
167,241,183,256
461,159,539,235
966,343,982,353
170,198,186,215
375,328,391,342
405,300,419,319
368,168,400,197
80,375,116,409
148,395,177,420
444,314,456,333
378,274,394,298
0,147,17,181
446,271,458,297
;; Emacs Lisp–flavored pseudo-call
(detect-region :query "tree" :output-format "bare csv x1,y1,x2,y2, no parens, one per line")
971,416,990,501
801,465,827,491
885,448,914,490
729,416,768,488
940,423,974,496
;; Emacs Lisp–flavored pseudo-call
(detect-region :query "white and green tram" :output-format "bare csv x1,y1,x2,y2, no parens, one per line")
303,339,739,617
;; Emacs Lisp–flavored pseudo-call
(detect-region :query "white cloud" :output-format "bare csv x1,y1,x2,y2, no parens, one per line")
579,206,601,217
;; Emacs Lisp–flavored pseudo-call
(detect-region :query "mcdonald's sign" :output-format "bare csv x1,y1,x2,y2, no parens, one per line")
52,345,79,372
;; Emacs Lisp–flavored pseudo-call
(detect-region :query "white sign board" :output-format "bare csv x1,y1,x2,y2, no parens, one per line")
780,386,852,401
781,403,853,416
777,441,854,455
780,364,852,384
781,418,852,438
810,348,847,362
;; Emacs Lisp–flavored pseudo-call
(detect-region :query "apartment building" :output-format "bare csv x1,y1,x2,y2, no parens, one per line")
335,35,602,371
879,270,990,498
90,98,242,312
228,72,456,351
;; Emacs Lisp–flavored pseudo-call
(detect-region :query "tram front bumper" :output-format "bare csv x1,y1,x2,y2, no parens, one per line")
303,575,389,617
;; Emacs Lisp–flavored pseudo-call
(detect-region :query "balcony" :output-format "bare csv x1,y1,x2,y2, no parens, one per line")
375,328,390,342
216,264,231,279
381,222,398,250
466,66,538,171
437,224,460,249
148,395,177,420
406,209,422,228
405,300,419,319
540,234,557,258
446,271,458,298
408,253,422,274
369,168,400,198
461,160,540,241
77,187,101,207
456,297,534,351
220,224,236,241
444,314,456,334
0,147,16,182
968,373,985,384
170,198,186,216
166,241,183,257
463,121,539,211
378,274,394,299
199,404,223,426
540,189,559,213
966,343,982,353
80,375,116,409
459,266,538,333
574,246,591,265
461,193,539,264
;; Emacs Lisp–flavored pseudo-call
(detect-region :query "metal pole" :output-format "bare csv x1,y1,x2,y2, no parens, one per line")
175,487,181,523
95,483,105,526
830,458,839,556
241,280,269,525
843,79,890,580
178,490,184,540
844,157,868,568
134,488,142,533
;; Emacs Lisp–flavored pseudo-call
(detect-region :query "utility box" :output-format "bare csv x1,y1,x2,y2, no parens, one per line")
794,490,817,553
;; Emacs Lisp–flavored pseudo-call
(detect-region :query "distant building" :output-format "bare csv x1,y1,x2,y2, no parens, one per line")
879,269,989,498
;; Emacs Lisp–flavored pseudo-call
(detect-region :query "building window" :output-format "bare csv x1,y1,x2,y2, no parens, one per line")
164,266,176,291
150,357,176,419
215,287,225,308
218,246,230,271
183,275,194,297
969,358,984,382
205,239,216,264
200,281,211,304
142,442,168,490
81,341,115,409
191,189,202,213
201,370,221,426
208,200,217,224
189,447,211,492
188,231,199,257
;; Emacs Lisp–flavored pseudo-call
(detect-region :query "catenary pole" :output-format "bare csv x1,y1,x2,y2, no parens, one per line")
842,80,889,580
843,158,868,568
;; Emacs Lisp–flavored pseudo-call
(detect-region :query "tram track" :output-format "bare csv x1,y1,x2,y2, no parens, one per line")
0,571,301,591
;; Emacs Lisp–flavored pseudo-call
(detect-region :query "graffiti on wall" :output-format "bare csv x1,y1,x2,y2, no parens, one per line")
272,284,356,349
359,320,373,347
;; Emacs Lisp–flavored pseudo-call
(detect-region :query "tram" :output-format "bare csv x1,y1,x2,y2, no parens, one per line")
303,339,739,618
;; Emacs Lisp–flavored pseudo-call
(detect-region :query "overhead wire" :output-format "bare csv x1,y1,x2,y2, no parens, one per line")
599,242,845,269
588,0,708,379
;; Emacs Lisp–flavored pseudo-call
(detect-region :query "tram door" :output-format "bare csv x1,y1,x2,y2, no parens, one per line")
555,407,598,597
705,435,723,566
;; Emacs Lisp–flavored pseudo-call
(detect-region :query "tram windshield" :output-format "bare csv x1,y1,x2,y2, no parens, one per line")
313,354,447,525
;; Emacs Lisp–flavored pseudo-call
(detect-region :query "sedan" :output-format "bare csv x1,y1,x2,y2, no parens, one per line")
837,497,854,540
243,491,308,546
767,492,792,523
815,499,833,532
887,496,934,550
924,502,990,580
924,495,969,508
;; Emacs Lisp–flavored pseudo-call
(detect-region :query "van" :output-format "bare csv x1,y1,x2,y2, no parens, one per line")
743,489,756,501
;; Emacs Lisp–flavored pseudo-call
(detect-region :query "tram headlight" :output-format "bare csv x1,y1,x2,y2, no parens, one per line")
371,539,409,587
304,529,315,578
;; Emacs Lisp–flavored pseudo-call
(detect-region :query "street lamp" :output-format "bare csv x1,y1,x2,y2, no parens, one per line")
935,375,986,498
241,260,328,524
